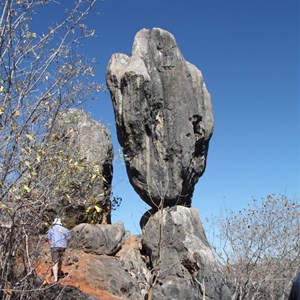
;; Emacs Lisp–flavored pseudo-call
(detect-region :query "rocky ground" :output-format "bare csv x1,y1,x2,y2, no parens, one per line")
36,236,141,300
32,207,231,300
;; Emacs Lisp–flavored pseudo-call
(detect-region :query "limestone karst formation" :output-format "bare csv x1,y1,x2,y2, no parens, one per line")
37,207,230,300
106,27,214,209
33,29,231,300
49,108,113,225
104,28,231,299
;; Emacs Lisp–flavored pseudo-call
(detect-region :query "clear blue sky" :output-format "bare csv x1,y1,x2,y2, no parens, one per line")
38,0,299,234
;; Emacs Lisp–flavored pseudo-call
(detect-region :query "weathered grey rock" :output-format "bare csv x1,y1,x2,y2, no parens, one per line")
84,254,144,300
106,27,214,208
116,235,151,298
141,206,231,300
31,285,99,300
70,223,125,255
50,108,113,226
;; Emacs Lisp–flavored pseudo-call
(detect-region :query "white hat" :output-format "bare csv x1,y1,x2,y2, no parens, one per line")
53,218,62,225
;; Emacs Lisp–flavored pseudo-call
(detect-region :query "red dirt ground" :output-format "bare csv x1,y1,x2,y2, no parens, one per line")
35,244,124,300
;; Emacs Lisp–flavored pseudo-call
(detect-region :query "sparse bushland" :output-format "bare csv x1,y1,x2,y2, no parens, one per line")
0,1,115,298
206,194,300,300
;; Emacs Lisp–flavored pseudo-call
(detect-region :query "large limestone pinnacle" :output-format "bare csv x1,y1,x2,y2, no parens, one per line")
106,28,214,208
50,109,114,225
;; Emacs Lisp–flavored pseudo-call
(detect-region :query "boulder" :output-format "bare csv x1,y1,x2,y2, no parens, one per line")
49,108,113,226
70,223,125,255
106,27,214,208
32,285,99,300
141,206,231,300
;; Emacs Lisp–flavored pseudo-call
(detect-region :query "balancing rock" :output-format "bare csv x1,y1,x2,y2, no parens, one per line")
106,28,214,208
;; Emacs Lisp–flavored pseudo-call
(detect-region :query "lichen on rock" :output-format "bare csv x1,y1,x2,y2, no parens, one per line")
106,27,214,208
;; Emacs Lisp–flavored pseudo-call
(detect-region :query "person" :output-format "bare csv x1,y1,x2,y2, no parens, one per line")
47,217,70,282
288,272,300,300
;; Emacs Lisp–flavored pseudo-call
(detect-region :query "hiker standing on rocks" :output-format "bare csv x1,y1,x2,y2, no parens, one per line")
48,218,70,282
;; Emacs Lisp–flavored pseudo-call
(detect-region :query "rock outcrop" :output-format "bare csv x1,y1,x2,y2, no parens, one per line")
36,216,231,300
33,28,227,300
34,284,99,300
70,222,125,255
115,236,151,298
141,206,231,300
49,109,113,226
106,27,214,208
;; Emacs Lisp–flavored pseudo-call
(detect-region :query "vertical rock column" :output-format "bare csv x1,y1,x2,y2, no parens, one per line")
50,108,113,225
141,206,232,300
106,27,214,208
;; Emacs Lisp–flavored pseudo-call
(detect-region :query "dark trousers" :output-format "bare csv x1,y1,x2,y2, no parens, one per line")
288,272,300,300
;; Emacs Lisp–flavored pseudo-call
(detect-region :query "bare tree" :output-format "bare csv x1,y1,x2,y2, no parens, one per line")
207,194,300,300
0,0,102,298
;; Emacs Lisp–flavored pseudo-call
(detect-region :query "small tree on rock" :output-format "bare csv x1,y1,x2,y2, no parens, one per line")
0,0,101,298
